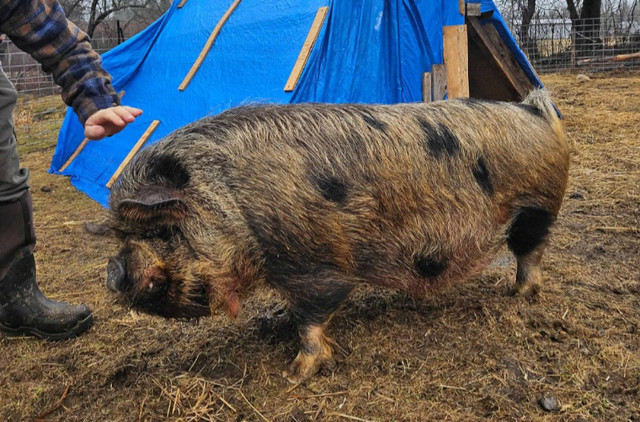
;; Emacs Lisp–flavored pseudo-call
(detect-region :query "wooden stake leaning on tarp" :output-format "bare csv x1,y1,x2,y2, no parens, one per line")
106,120,161,189
177,0,188,8
58,137,89,172
58,91,126,172
178,0,242,91
284,7,329,92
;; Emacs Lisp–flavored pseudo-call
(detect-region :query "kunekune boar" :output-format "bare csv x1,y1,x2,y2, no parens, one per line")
106,90,569,383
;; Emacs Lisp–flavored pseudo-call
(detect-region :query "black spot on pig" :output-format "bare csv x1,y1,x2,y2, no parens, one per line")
148,154,190,189
507,207,554,256
472,156,494,195
361,111,387,132
414,253,447,279
315,174,348,203
417,119,460,157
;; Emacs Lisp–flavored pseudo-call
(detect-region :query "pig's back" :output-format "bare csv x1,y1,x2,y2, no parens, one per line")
180,102,565,294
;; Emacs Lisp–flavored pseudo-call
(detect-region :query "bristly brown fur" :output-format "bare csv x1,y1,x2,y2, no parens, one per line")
107,90,569,382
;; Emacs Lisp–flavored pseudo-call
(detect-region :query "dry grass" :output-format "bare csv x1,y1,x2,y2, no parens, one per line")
1,72,639,421
13,94,66,154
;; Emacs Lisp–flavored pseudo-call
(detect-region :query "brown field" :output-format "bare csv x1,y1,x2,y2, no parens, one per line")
1,73,639,421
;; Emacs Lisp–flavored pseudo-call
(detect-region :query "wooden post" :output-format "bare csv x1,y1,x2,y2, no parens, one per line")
431,64,447,101
177,0,188,8
106,120,161,189
284,7,329,92
459,1,482,17
466,3,482,17
421,72,432,102
178,0,242,91
443,25,469,98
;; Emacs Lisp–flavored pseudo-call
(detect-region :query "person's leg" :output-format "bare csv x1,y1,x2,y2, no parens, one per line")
0,67,93,340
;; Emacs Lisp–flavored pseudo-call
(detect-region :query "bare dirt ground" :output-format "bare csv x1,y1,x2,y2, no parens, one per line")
1,73,638,421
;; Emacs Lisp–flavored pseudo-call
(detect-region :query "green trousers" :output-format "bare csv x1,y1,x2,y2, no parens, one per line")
0,66,29,203
0,66,34,280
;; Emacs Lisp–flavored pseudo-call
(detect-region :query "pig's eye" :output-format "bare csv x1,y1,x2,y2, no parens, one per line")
154,226,173,241
110,226,129,240
139,225,178,241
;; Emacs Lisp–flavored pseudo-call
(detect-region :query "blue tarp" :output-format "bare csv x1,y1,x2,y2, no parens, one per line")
50,0,542,207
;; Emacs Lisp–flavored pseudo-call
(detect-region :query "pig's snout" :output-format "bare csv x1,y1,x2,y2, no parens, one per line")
106,257,126,292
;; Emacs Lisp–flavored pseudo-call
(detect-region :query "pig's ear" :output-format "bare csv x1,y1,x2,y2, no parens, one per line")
117,185,188,223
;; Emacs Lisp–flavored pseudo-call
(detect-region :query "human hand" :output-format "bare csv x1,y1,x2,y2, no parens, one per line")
84,106,143,140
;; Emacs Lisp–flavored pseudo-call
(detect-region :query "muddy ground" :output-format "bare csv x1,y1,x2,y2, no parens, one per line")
1,73,639,421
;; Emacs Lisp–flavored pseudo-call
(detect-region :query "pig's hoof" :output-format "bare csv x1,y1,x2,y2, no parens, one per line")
511,282,540,298
282,352,336,384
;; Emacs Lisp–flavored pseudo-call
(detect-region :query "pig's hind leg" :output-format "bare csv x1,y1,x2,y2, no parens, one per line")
506,207,556,297
279,267,354,384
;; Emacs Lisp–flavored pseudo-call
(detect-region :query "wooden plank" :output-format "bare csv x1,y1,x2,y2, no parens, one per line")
58,137,89,172
284,7,329,92
466,3,482,16
178,0,242,91
106,120,161,189
431,64,447,101
177,0,188,8
467,16,534,99
443,25,469,98
459,0,465,15
421,72,432,102
578,51,640,64
468,25,520,101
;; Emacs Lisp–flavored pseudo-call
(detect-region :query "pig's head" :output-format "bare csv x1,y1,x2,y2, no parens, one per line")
106,184,212,318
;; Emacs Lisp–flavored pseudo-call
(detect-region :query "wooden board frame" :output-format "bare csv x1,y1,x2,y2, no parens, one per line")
467,16,534,100
284,7,329,92
443,25,469,98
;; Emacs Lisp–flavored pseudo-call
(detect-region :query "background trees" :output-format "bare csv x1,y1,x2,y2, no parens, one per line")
59,0,171,39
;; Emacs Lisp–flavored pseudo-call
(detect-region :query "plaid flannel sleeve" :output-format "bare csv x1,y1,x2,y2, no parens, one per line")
0,0,120,124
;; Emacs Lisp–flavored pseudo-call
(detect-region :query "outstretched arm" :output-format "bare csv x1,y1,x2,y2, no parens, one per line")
84,106,143,140
0,0,141,132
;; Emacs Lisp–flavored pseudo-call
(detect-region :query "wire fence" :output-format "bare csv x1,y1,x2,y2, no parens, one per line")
510,17,640,73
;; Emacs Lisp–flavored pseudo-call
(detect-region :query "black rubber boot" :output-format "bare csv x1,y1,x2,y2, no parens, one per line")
0,252,93,340
0,191,93,340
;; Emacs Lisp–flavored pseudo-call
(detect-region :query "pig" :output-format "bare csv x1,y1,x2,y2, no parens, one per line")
106,90,569,383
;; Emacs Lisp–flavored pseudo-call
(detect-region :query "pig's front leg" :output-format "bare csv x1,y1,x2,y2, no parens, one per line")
279,268,354,384
284,323,336,384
